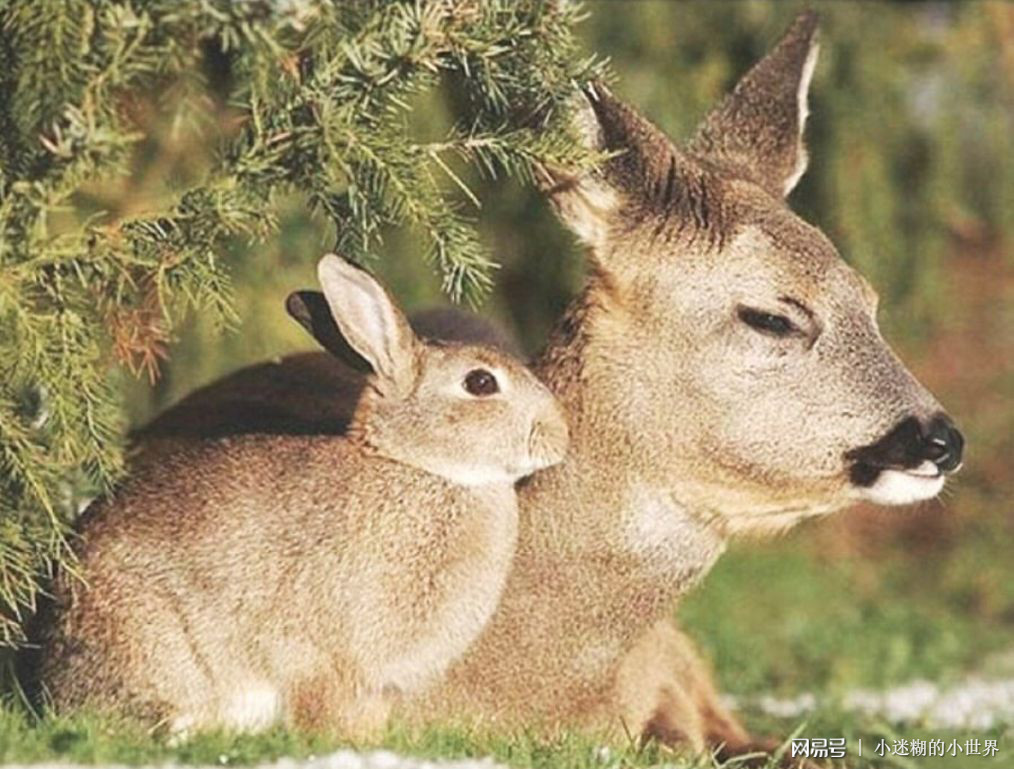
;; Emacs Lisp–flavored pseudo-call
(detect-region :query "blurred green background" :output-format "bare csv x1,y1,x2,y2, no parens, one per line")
106,1,1012,766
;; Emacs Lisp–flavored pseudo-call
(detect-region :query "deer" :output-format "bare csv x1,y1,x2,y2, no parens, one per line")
81,11,964,758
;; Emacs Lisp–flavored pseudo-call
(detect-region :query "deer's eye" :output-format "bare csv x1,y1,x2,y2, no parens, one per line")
464,368,499,396
737,307,797,337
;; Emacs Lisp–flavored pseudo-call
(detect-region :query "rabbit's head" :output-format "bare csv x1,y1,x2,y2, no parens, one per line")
313,254,568,486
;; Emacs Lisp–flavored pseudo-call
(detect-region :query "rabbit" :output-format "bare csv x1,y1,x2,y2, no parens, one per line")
32,253,569,738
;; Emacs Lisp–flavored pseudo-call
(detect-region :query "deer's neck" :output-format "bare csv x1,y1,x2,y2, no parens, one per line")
513,281,724,679
526,279,726,588
515,406,725,638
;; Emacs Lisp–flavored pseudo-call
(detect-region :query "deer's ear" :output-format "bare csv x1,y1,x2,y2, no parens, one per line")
285,290,372,374
541,82,693,251
688,11,820,197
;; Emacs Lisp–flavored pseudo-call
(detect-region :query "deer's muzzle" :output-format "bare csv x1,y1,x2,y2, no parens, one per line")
846,414,964,487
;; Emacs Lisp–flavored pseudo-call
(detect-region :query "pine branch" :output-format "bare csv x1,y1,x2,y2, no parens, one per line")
0,0,603,646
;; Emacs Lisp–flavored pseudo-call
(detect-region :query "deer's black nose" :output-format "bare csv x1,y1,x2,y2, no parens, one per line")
923,415,964,472
846,414,964,487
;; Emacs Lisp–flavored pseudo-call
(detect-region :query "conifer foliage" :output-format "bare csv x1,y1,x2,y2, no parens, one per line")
0,0,599,646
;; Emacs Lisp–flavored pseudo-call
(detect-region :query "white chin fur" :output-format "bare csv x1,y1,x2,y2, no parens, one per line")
857,464,946,506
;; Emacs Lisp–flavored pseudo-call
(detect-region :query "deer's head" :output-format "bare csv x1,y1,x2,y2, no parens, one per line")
543,12,963,536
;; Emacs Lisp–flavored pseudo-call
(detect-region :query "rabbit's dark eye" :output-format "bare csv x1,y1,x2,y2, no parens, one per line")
737,306,797,337
464,369,499,397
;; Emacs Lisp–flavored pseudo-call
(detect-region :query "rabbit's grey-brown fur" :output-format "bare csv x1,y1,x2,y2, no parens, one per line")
35,255,568,736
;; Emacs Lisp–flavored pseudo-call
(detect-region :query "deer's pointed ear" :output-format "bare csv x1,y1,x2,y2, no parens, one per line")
689,11,820,198
285,290,373,374
540,82,689,251
314,255,419,396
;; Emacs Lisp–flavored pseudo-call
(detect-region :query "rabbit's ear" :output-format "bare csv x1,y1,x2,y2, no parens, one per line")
316,254,418,396
285,290,372,373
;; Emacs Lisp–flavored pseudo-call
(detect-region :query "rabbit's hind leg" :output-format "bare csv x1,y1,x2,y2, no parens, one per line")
156,679,282,739
218,680,283,732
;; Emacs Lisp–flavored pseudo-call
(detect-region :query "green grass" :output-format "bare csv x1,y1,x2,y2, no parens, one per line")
0,709,329,765
0,704,1009,769
681,529,1014,699
0,707,724,768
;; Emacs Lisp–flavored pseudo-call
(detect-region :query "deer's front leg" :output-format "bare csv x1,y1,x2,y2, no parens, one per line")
613,618,753,754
